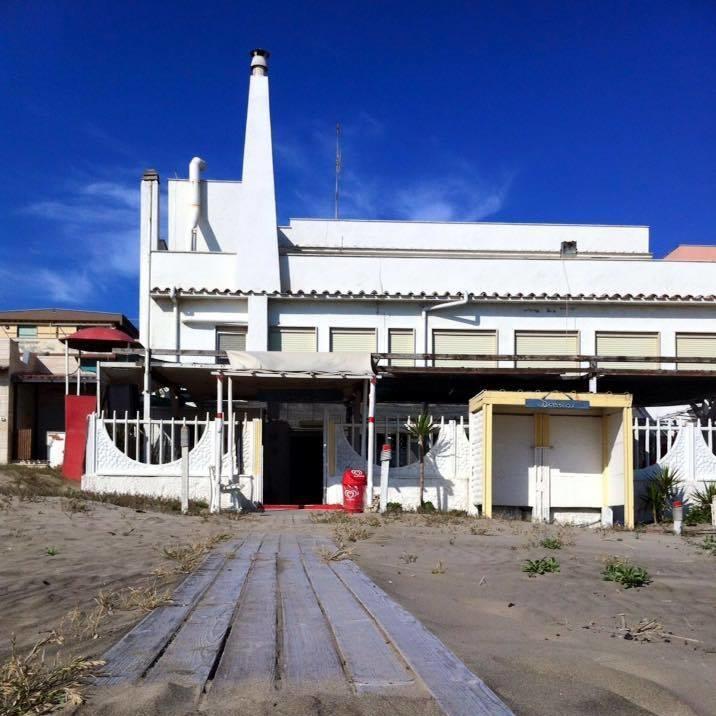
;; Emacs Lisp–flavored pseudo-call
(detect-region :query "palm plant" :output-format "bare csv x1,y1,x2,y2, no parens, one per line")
687,482,716,524
640,465,682,523
405,413,435,508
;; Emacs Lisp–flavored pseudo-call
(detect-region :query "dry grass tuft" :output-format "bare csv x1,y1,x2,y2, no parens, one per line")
309,511,352,525
0,634,104,715
317,546,353,562
161,533,230,574
121,583,173,612
333,524,370,547
431,560,447,575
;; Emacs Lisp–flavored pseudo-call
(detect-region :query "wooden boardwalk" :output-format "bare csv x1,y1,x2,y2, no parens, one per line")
98,532,513,715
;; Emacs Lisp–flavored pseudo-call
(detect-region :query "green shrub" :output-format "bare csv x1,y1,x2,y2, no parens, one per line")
522,557,560,576
417,501,436,514
686,482,716,525
699,535,716,555
640,466,682,523
385,502,403,514
602,558,651,588
539,536,562,550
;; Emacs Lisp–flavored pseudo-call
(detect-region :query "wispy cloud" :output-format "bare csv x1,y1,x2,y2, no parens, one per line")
275,115,514,223
7,171,140,308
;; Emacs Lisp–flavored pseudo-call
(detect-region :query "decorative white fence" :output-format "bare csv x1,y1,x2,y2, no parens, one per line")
83,412,259,510
633,418,716,514
330,419,472,510
340,415,468,468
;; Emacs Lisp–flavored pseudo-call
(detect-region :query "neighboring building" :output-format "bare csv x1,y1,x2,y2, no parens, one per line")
664,245,716,262
86,49,716,522
0,309,137,463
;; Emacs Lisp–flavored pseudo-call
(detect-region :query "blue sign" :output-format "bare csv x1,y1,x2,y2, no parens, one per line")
525,398,591,410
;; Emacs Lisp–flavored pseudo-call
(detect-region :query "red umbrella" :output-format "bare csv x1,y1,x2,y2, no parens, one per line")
60,327,140,352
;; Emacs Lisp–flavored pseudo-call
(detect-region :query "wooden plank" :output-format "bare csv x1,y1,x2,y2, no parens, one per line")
298,536,416,694
98,538,242,686
208,536,278,697
146,535,262,688
277,534,348,690
330,557,514,716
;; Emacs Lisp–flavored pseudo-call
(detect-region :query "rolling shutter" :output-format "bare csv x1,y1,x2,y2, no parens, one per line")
596,332,659,370
676,334,716,371
216,329,247,352
388,329,415,366
330,328,377,353
268,327,316,352
515,331,579,368
432,330,497,367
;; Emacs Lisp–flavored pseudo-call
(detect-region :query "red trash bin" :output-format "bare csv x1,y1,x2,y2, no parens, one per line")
342,468,367,513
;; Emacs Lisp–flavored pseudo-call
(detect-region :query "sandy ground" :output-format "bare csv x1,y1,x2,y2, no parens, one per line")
0,493,247,663
3,486,715,715
346,513,716,716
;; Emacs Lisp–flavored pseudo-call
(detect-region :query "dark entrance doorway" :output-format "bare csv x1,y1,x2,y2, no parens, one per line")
263,421,324,505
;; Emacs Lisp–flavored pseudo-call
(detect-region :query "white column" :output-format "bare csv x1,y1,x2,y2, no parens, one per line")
64,342,69,395
216,373,224,416
139,170,159,348
96,363,101,414
227,376,234,475
142,349,151,461
360,379,368,458
76,350,81,395
365,376,377,508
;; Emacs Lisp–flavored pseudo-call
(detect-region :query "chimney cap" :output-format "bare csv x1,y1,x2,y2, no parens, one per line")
142,168,160,181
249,48,270,75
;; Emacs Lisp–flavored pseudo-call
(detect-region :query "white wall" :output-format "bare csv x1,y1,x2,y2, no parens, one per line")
281,219,650,255
280,253,716,297
492,415,533,506
168,180,243,253
549,416,602,508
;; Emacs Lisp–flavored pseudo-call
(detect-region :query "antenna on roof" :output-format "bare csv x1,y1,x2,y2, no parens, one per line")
334,123,342,220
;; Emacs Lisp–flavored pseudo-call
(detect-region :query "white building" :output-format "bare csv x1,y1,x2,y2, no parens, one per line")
87,49,716,524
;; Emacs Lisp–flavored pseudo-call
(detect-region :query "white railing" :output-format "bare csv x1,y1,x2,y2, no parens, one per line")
633,416,716,469
97,411,249,466
339,415,468,468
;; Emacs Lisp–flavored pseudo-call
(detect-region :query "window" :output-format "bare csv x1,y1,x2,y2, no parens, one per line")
17,326,37,338
676,333,716,371
330,328,377,352
388,329,415,366
216,327,247,363
596,332,659,370
269,327,317,352
432,330,497,367
514,331,579,369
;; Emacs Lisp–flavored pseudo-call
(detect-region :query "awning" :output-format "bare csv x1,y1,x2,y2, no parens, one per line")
225,351,374,379
60,327,140,352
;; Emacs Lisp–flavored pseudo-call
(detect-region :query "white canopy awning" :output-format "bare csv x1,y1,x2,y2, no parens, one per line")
225,351,374,379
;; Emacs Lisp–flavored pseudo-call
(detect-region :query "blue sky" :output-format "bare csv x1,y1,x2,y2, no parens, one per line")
1,1,715,326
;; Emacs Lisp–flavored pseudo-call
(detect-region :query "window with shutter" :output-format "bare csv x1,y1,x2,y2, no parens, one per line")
268,327,317,352
388,329,415,366
514,331,579,368
596,332,659,370
432,330,497,367
216,327,247,363
330,328,377,352
676,333,716,371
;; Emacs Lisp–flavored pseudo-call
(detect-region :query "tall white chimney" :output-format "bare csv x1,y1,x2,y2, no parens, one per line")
236,48,280,292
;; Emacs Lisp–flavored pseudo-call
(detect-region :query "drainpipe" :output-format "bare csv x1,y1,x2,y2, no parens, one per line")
187,157,207,251
170,287,180,363
421,291,470,366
